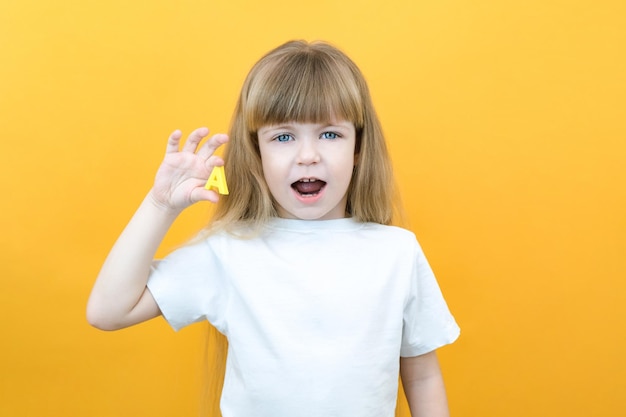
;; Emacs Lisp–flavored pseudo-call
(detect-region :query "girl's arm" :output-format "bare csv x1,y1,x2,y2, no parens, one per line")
400,350,450,417
86,128,228,331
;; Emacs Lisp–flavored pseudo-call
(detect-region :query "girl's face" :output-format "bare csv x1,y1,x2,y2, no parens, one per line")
257,120,357,220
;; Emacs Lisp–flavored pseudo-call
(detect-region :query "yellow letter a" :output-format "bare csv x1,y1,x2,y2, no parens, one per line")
205,166,229,195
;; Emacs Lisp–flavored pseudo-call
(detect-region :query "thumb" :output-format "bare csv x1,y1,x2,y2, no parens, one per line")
190,187,221,204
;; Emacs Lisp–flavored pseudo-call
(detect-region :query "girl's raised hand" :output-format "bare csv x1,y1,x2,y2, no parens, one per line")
149,128,229,213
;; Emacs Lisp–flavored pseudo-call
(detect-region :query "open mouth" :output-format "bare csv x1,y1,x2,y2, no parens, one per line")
291,178,326,197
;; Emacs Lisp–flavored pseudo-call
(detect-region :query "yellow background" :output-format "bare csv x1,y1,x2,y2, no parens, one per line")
1,0,624,416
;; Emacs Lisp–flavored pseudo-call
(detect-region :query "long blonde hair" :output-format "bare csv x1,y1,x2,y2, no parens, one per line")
207,40,398,233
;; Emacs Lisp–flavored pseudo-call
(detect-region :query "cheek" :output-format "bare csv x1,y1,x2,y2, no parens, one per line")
260,154,284,191
258,148,273,175
339,152,357,177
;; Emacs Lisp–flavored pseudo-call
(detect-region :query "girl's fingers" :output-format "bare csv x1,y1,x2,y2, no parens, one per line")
165,130,183,154
164,128,227,160
190,187,221,205
205,155,225,170
181,127,210,153
198,133,229,159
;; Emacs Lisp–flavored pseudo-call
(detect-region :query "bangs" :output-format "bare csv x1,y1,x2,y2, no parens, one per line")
244,49,365,132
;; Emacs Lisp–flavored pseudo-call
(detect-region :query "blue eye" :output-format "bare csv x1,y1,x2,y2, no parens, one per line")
275,134,293,142
321,131,339,139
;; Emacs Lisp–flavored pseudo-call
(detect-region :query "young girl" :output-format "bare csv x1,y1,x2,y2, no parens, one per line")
87,40,460,417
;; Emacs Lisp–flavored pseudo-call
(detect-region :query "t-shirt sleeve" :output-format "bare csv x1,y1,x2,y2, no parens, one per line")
146,240,228,332
400,241,460,357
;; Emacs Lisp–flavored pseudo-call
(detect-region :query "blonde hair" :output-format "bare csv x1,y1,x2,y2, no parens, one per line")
207,40,398,233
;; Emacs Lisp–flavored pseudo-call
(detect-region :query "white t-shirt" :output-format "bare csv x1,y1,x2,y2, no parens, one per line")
147,217,459,417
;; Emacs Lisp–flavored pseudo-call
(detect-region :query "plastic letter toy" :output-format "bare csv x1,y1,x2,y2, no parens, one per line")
205,166,229,195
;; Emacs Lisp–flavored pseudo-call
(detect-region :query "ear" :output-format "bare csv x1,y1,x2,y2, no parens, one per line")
353,152,360,166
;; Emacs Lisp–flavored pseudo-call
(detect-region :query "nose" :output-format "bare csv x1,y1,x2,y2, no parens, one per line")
296,137,321,165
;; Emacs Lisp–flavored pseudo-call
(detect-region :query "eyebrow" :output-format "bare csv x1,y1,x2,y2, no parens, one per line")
258,122,352,135
257,125,292,135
